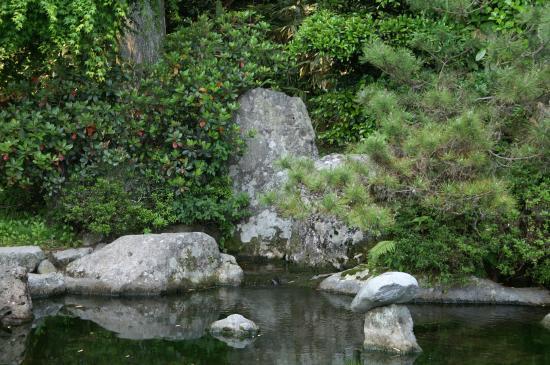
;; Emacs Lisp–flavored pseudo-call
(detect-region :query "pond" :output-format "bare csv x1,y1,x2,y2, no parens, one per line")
3,285,549,365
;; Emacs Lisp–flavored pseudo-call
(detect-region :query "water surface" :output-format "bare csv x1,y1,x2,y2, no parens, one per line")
4,287,549,365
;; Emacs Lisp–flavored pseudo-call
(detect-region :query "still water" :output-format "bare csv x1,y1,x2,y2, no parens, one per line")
3,286,549,365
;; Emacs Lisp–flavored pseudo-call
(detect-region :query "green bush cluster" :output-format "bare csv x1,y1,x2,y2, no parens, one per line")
0,10,285,242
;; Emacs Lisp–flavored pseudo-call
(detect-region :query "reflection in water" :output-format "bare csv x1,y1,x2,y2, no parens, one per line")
14,287,550,365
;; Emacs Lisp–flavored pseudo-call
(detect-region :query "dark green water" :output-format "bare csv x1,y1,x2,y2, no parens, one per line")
2,287,549,365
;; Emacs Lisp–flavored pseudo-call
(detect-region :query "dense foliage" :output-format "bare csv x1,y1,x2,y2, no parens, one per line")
0,0,547,287
0,9,285,243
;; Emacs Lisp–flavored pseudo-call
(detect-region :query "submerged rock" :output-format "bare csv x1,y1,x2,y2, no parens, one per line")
351,272,419,313
51,247,92,266
541,313,550,330
0,246,45,272
36,259,57,274
319,265,370,295
0,266,33,326
28,273,66,299
209,314,259,339
0,323,32,365
362,304,422,354
65,233,242,295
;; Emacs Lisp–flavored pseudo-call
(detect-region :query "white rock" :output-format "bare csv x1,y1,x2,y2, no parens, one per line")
363,304,422,354
209,314,259,339
542,313,550,330
351,272,419,312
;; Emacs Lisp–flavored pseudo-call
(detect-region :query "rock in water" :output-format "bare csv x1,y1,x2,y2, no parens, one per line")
51,247,93,266
351,272,419,312
0,323,32,365
0,266,33,326
542,313,550,330
28,273,66,298
65,233,243,295
319,265,370,295
363,304,422,354
0,246,45,272
209,314,259,339
37,259,57,274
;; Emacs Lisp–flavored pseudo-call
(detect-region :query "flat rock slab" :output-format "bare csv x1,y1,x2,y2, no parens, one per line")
414,277,550,306
65,233,243,295
51,247,92,266
351,272,419,313
318,266,370,295
0,266,33,326
28,273,66,298
209,314,259,339
363,304,422,354
0,246,44,272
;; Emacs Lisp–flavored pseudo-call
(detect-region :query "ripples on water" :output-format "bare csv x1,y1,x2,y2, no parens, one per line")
3,287,549,365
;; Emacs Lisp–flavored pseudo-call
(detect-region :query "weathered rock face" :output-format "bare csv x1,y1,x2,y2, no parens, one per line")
230,91,372,268
37,259,57,274
541,313,550,330
351,272,419,313
0,266,33,326
415,277,550,306
51,247,93,267
0,246,45,272
363,304,422,354
209,314,259,339
119,0,166,64
28,273,66,299
65,233,242,295
319,266,370,295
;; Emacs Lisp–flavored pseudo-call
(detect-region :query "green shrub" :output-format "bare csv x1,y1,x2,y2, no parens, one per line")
0,11,285,242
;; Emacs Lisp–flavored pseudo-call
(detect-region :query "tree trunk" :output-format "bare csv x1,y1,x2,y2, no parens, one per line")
120,0,166,64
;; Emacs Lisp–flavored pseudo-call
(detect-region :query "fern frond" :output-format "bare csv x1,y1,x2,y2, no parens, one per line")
368,240,396,263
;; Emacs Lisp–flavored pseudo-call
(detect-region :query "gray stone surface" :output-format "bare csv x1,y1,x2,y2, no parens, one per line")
541,313,550,330
363,304,422,354
0,266,33,326
209,314,259,339
230,88,318,261
0,323,31,365
65,233,242,295
51,247,92,266
415,277,550,306
0,246,44,272
351,272,419,313
230,91,372,268
28,273,66,299
319,266,370,295
36,259,57,274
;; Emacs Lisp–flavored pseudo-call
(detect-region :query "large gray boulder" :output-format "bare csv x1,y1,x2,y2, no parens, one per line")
65,233,243,295
351,272,419,313
542,313,550,330
51,247,92,266
0,246,44,272
0,323,31,365
28,273,66,298
0,266,33,326
230,88,318,260
363,304,422,354
230,92,371,267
